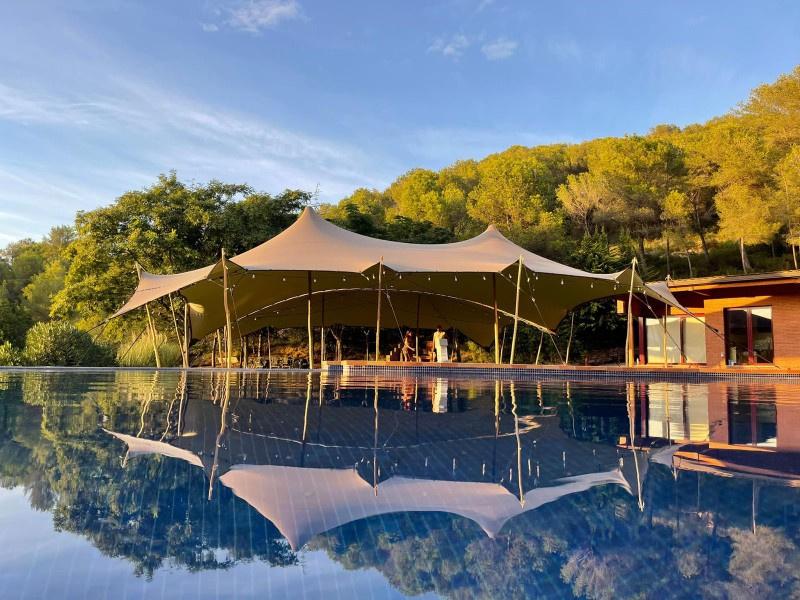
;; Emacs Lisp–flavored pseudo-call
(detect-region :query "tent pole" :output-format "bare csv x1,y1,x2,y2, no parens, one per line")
257,330,262,367
509,255,524,364
144,303,161,368
183,300,190,368
168,292,186,367
267,327,272,368
625,257,638,367
565,312,576,365
307,271,314,370
663,301,668,368
375,258,383,362
221,249,234,369
535,331,544,365
415,294,421,360
320,293,326,363
492,273,500,364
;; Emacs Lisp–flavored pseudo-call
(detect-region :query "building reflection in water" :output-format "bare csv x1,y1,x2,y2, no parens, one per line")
631,381,800,485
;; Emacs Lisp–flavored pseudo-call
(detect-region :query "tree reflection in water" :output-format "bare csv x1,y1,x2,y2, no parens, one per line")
0,370,798,598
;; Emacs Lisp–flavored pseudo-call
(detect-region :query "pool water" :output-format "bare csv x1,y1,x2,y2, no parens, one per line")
0,370,798,599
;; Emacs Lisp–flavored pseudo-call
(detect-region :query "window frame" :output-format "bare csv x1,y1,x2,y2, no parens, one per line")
723,305,774,365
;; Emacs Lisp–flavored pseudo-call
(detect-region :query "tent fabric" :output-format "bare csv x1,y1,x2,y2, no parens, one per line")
111,264,216,319
219,465,632,550
112,207,689,343
104,429,204,468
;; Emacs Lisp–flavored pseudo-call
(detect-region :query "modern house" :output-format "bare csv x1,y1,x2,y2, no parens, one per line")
624,270,800,370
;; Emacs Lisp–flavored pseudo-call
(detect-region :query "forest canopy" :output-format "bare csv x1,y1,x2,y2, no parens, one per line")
2,65,800,362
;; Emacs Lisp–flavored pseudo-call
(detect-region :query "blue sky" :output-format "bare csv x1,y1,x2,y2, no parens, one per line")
1,1,799,243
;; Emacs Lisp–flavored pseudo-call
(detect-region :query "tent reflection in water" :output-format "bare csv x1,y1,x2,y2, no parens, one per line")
112,207,683,365
104,375,645,552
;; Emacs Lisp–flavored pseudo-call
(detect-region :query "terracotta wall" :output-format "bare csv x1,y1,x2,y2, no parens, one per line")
703,294,800,369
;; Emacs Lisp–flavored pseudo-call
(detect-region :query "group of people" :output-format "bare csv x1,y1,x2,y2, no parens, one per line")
389,326,449,363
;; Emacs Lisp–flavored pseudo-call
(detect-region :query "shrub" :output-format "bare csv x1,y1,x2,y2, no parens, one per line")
23,321,116,367
117,331,182,367
0,341,22,366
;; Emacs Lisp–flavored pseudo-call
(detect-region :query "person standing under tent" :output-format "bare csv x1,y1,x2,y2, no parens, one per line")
401,330,415,362
433,325,449,363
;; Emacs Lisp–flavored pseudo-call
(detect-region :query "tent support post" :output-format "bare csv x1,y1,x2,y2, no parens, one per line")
375,258,383,362
663,301,668,368
183,300,190,368
168,293,186,367
492,273,500,364
535,331,544,365
625,257,638,367
321,293,326,364
509,256,524,364
565,312,575,365
221,249,234,369
267,327,272,368
307,271,314,370
415,294,421,360
144,303,161,368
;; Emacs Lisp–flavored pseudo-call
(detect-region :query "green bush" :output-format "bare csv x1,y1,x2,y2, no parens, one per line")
0,341,22,366
117,331,182,367
23,321,116,367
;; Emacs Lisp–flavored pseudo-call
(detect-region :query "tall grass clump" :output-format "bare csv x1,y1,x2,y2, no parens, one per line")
23,321,116,366
117,331,182,367
0,341,22,366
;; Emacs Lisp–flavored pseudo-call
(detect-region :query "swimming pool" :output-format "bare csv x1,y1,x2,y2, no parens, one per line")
0,370,798,598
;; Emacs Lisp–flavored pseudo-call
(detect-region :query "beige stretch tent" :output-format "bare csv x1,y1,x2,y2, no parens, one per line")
112,207,682,362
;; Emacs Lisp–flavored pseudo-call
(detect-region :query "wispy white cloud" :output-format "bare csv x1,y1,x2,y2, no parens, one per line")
0,84,138,126
428,34,470,59
476,0,494,12
226,0,301,33
0,77,394,241
481,37,518,60
201,22,219,32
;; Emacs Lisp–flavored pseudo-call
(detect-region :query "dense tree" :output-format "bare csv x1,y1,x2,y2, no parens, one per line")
586,136,686,267
466,146,568,251
557,172,608,236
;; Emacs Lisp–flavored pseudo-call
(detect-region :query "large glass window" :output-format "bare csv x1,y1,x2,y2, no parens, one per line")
683,318,707,364
729,400,777,447
724,307,773,365
643,316,706,364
